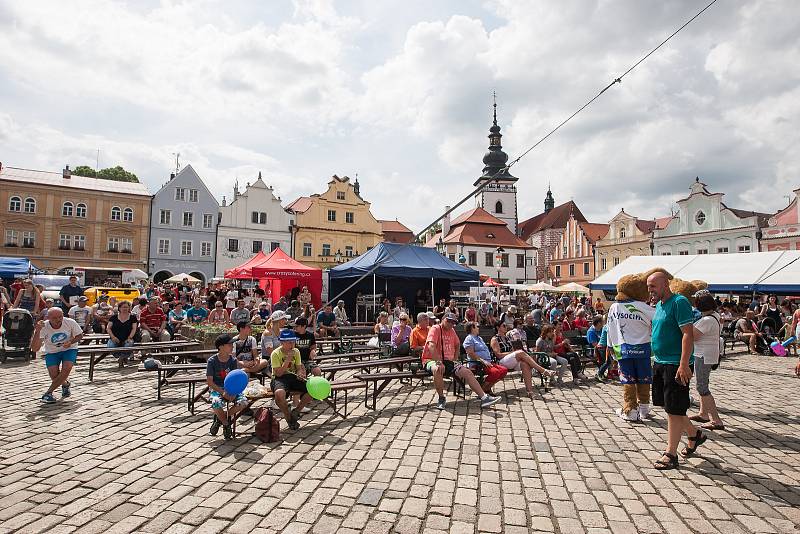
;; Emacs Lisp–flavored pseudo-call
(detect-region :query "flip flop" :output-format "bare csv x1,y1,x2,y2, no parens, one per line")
688,415,709,423
701,422,725,431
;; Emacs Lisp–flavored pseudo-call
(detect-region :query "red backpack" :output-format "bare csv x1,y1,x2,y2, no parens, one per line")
254,407,280,442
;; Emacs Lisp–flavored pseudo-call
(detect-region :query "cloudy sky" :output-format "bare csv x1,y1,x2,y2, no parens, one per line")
0,0,798,233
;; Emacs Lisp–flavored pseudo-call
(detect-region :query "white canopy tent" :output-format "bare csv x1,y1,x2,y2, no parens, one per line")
555,282,591,294
590,251,800,294
165,272,202,283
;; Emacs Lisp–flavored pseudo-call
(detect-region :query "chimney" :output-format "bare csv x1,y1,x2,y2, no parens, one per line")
442,206,451,238
169,173,175,180
63,165,71,179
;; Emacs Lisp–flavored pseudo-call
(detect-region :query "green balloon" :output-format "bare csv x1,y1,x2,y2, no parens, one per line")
306,376,331,400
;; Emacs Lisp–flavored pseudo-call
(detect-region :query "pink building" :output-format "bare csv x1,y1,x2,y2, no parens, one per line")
762,188,800,251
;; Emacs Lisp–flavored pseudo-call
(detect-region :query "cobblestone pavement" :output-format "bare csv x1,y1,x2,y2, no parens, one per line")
1,349,798,534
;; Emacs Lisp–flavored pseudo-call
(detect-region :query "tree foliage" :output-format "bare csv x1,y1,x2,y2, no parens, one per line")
72,165,139,183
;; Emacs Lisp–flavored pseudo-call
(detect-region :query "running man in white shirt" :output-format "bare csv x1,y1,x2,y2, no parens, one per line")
32,308,84,403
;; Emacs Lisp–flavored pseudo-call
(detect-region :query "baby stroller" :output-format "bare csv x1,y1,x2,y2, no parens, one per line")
1,308,35,363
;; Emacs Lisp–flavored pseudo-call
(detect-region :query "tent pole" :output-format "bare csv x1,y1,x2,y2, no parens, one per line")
373,274,376,323
431,277,434,310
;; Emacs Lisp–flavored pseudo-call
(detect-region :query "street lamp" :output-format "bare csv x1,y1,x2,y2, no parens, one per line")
755,228,763,252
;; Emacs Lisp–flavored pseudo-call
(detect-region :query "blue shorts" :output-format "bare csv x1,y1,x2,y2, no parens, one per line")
45,349,79,368
210,390,248,410
618,358,652,385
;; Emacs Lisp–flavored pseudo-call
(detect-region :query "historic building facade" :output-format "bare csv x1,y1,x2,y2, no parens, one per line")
149,165,219,283
215,174,293,277
761,188,800,251
0,163,151,274
653,178,769,256
549,213,608,286
287,175,383,269
595,209,661,275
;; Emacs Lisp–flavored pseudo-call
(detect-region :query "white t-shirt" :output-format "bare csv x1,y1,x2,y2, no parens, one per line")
606,300,655,359
68,305,92,329
225,290,239,309
694,313,721,365
40,317,83,354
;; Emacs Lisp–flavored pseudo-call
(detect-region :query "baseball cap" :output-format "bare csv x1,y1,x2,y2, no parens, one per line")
508,305,517,313
215,333,234,349
279,329,298,342
271,310,290,322
426,311,436,319
444,312,458,322
78,296,88,302
294,316,308,327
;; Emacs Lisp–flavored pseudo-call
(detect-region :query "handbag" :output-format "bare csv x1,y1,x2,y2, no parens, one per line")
254,407,280,443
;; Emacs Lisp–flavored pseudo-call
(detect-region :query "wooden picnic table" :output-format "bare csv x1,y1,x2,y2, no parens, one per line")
314,349,381,363
318,355,418,380
148,348,217,363
356,369,430,410
83,340,199,381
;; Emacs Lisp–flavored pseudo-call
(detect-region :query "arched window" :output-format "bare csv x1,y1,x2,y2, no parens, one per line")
110,206,121,221
123,207,133,222
619,227,626,238
9,196,21,212
76,203,87,218
24,197,36,213
495,200,503,214
62,201,74,217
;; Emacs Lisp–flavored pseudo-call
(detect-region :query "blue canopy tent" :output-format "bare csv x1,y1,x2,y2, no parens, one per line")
329,242,479,321
0,257,41,278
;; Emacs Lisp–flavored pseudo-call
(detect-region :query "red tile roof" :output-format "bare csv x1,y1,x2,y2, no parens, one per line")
444,223,533,248
286,196,313,213
379,219,413,233
654,216,673,230
519,201,586,240
450,207,506,227
578,222,611,244
635,219,657,234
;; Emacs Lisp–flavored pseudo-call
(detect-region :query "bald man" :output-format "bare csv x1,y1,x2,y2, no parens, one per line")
647,270,706,470
32,308,84,403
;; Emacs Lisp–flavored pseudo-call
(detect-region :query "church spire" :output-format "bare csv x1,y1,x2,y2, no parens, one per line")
544,184,554,213
478,92,516,184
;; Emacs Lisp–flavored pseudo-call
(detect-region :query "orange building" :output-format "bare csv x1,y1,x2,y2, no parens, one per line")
549,211,608,286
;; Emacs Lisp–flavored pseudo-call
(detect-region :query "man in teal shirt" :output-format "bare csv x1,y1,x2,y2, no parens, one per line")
647,270,706,470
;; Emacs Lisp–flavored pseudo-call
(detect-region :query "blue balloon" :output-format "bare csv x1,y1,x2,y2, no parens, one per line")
224,369,249,396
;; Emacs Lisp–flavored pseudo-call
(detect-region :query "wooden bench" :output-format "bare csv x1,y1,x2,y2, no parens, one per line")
318,355,417,381
139,362,270,400
82,340,198,381
147,348,216,363
356,371,429,410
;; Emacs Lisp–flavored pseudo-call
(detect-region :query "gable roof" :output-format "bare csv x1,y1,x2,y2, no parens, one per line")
379,220,413,234
0,165,151,197
286,196,313,213
451,207,506,227
578,222,611,244
723,205,771,227
519,201,586,240
635,219,657,234
153,164,217,204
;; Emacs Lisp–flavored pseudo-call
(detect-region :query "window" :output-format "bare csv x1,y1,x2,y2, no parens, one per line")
302,243,312,257
717,246,729,253
562,245,567,257
22,231,35,247
495,201,503,214
449,253,456,262
555,265,561,278
181,240,192,256
569,264,575,277
59,234,71,250
468,251,477,266
327,210,336,222
583,262,590,275
203,214,213,229
160,209,172,225
175,188,186,201
201,241,212,257
9,196,21,212
697,249,708,254
228,239,239,252
600,258,607,271
251,212,267,224
695,211,706,225
738,244,751,253
251,212,258,223
345,212,354,224
517,254,525,268
120,237,132,253
110,206,121,221
73,235,85,251
62,201,74,217
336,191,345,200
189,189,198,202
123,208,133,222
322,244,331,257
182,212,193,227
76,203,87,218
24,198,36,213
5,229,18,246
613,257,620,266
678,250,689,255
485,252,493,267
619,227,626,239
662,252,672,256
271,242,280,252
252,240,262,253
107,236,119,252
158,239,170,255
500,254,509,268
345,246,353,257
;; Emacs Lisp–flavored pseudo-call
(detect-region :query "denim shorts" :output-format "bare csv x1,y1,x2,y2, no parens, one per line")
618,358,653,385
45,349,79,368
210,391,248,410
693,356,713,396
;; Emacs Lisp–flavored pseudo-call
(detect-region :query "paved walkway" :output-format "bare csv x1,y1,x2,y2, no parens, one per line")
0,350,798,534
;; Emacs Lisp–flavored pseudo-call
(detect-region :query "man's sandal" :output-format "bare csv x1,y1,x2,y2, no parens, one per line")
654,452,678,470
680,429,707,458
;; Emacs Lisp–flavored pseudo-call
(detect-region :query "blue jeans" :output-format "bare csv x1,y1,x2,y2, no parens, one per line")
107,339,134,359
598,347,612,376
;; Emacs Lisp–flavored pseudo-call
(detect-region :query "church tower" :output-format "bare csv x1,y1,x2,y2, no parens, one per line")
474,94,518,234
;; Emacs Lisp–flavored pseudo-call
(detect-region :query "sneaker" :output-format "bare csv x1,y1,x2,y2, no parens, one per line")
480,395,501,409
222,423,233,440
290,408,302,421
638,404,654,419
435,397,447,410
301,406,312,414
615,407,640,422
41,393,56,404
209,416,221,436
288,416,300,431
61,382,71,398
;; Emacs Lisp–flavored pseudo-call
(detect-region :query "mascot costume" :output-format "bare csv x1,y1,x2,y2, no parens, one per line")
606,272,656,422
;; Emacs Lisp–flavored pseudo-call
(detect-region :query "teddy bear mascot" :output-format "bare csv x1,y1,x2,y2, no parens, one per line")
605,271,657,422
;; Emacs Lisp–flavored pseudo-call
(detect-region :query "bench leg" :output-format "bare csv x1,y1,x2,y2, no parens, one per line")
188,382,195,414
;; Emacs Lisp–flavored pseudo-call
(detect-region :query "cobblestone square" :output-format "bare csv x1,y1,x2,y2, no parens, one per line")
1,350,798,533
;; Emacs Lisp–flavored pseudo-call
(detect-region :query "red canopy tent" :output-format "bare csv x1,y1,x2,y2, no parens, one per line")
483,277,500,287
227,248,323,308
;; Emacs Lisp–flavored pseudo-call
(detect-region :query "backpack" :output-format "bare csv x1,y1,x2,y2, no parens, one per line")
254,407,280,443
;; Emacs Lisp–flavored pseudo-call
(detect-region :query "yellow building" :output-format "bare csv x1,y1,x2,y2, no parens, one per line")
0,164,151,279
595,209,667,275
287,175,383,268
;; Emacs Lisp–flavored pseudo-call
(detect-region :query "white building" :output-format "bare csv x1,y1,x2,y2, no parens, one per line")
653,178,769,256
215,173,293,276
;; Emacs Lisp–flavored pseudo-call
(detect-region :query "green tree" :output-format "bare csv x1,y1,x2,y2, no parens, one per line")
72,165,96,178
97,165,139,183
